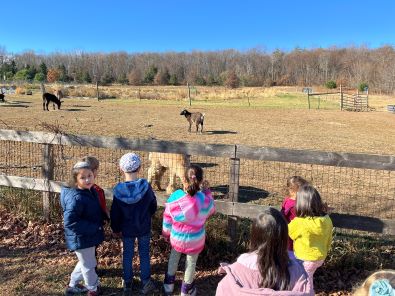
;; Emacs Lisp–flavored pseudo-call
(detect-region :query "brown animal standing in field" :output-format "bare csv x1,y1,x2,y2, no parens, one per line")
147,152,190,194
43,92,63,111
180,109,205,133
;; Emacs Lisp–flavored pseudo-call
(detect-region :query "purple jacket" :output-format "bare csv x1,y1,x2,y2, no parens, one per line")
216,252,314,296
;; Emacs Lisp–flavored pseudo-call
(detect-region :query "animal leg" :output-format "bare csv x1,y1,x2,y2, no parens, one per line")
46,102,50,111
166,168,178,195
53,103,56,110
188,122,192,132
43,101,46,111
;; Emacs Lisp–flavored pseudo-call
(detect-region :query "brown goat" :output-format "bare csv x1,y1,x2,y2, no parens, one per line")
180,109,205,133
147,152,190,194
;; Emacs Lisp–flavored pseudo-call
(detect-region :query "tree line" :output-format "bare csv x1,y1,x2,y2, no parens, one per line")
1,46,395,93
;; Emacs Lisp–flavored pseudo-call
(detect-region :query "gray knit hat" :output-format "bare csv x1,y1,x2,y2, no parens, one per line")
119,152,141,172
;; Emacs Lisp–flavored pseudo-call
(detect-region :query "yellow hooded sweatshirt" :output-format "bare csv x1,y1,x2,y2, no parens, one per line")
288,215,333,261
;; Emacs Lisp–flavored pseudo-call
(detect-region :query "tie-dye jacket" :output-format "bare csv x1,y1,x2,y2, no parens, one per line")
162,188,215,254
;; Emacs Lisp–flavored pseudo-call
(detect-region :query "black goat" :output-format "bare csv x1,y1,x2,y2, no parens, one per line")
0,88,4,102
180,109,205,133
43,92,63,111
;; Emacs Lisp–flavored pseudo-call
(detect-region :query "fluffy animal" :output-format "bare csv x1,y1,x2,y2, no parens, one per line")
43,92,63,111
180,109,205,133
147,152,190,194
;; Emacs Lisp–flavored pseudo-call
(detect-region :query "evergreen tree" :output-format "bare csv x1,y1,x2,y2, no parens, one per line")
144,66,158,84
169,74,178,85
39,62,48,77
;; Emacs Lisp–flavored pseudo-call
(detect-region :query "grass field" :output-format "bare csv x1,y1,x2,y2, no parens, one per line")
0,85,394,155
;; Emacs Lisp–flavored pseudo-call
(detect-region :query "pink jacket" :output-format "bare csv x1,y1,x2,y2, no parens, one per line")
281,196,296,251
162,189,215,254
216,252,313,296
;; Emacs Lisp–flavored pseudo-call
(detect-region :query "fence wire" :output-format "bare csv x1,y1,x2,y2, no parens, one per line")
1,140,394,221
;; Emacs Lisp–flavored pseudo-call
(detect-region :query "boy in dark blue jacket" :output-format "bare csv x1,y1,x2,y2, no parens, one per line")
110,153,157,296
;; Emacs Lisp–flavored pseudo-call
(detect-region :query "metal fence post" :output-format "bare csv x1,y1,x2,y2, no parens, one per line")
228,156,240,243
42,143,54,220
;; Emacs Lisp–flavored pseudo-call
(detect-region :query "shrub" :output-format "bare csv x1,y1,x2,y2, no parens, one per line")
47,68,60,83
325,80,337,89
225,70,240,89
34,72,46,82
358,82,369,92
14,69,30,81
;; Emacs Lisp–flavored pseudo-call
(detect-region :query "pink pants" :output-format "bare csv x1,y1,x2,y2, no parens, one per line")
302,260,324,283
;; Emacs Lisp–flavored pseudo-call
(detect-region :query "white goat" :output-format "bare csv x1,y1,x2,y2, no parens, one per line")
147,152,190,194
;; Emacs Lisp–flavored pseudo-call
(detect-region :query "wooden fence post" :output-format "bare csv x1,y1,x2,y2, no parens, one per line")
228,155,240,244
187,83,191,106
42,143,54,220
340,84,343,110
96,81,99,101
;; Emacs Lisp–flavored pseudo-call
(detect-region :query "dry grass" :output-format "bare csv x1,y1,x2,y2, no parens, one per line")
0,85,394,155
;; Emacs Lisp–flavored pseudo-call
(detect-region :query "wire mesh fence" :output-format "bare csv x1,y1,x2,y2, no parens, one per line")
1,138,394,223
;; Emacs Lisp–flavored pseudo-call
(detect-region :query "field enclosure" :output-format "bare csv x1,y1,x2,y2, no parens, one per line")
0,129,394,234
0,85,394,233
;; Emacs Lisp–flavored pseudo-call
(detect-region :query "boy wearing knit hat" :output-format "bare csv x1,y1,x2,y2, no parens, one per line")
110,153,158,295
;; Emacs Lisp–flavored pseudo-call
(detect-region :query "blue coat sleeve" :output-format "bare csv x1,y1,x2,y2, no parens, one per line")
148,185,157,216
110,197,122,233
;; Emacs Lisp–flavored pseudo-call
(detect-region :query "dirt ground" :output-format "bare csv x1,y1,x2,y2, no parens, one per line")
0,93,394,155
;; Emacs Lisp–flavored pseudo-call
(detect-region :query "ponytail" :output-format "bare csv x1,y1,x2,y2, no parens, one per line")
185,165,203,196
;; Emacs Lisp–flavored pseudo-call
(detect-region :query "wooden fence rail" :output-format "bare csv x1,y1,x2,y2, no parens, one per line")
0,129,394,235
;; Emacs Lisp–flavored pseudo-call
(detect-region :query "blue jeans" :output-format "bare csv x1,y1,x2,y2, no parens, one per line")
122,234,151,284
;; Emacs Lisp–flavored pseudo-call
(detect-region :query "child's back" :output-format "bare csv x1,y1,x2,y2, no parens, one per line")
163,187,215,254
162,165,215,296
111,178,157,237
110,153,157,295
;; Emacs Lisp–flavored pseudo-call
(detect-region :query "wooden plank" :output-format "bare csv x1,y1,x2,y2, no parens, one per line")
330,213,395,235
0,129,235,158
1,129,394,170
2,175,393,234
236,145,395,171
0,175,65,192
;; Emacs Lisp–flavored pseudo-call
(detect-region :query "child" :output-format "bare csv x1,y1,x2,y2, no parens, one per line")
280,176,308,254
288,185,333,288
110,152,157,296
353,269,395,296
216,208,313,296
60,160,104,296
82,156,110,221
162,164,215,296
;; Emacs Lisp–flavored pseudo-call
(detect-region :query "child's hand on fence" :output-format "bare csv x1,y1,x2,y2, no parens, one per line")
201,180,210,192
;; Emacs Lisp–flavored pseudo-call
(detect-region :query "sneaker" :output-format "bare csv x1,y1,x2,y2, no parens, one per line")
86,285,101,296
163,273,175,295
65,284,88,295
180,281,196,296
140,279,156,295
86,290,99,296
123,281,132,296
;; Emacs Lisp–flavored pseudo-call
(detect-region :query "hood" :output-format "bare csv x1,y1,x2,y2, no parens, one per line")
113,178,149,204
305,215,332,235
166,189,205,223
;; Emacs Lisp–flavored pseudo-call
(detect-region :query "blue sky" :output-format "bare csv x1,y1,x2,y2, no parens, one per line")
1,0,394,54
